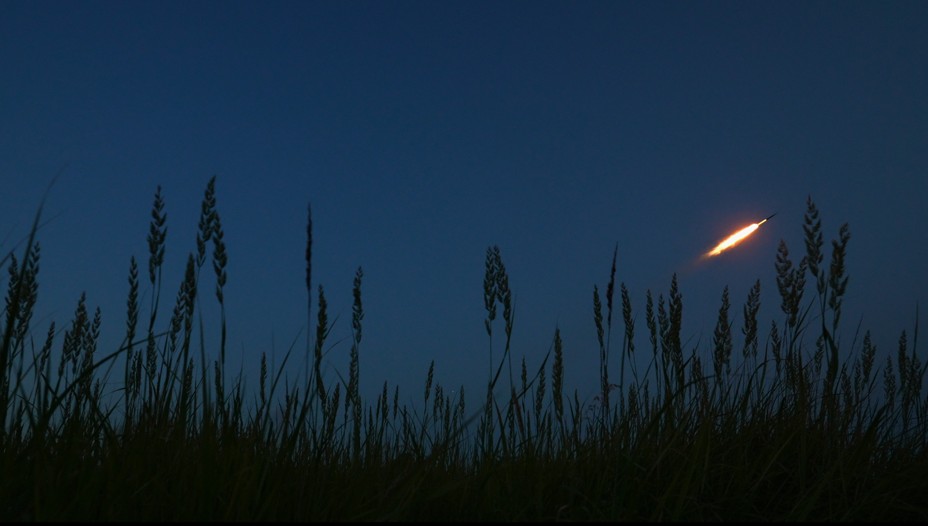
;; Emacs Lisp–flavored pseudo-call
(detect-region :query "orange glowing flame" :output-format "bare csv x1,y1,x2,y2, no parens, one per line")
705,218,769,257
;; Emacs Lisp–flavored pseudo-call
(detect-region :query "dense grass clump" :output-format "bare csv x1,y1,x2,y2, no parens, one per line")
1,180,925,521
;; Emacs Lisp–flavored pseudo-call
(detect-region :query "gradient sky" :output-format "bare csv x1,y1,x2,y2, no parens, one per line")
2,1,926,408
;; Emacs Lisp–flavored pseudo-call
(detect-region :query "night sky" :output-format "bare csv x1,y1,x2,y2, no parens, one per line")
3,1,926,408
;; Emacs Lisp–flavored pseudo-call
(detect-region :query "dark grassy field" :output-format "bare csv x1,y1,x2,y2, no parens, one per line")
1,179,925,521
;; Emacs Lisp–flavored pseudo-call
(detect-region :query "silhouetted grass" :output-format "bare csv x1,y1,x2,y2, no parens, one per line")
1,182,925,521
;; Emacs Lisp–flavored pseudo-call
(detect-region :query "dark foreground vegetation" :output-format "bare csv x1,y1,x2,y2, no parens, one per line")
1,178,925,521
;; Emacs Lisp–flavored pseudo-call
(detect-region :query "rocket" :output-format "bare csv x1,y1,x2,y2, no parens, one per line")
704,212,778,257
758,212,777,226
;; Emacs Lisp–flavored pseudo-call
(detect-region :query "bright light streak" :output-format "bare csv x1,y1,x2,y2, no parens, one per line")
705,217,770,257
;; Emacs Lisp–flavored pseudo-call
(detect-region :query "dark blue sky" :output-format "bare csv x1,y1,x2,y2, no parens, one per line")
3,1,926,406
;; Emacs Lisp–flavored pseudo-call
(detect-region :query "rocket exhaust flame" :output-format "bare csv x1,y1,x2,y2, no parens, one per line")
704,213,776,257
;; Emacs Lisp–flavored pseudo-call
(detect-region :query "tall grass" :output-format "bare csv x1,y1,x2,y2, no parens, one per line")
0,181,925,521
